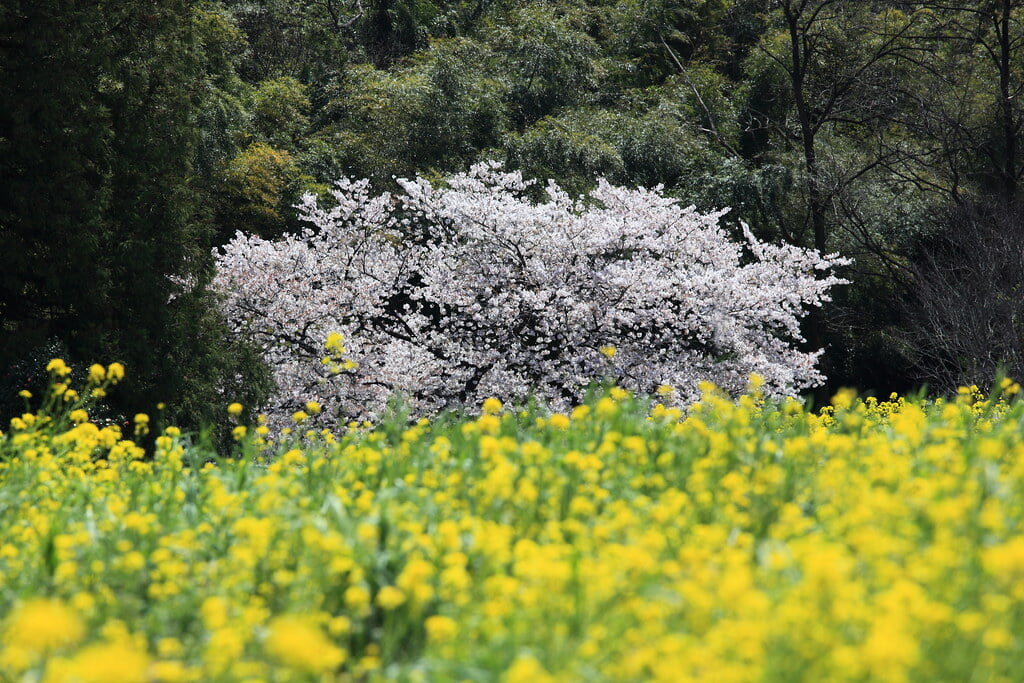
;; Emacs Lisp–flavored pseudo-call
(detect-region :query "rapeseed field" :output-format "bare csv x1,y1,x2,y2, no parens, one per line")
2,365,1024,682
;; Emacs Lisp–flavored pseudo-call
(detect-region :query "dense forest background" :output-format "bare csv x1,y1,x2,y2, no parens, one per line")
3,0,1024,427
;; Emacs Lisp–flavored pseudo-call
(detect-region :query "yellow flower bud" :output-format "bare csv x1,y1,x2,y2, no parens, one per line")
87,364,106,383
106,362,125,383
46,358,71,377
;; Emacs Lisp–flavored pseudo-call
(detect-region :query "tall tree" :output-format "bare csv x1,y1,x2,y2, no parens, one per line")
885,1,1024,390
751,1,925,254
887,0,1024,204
0,0,270,424
725,2,931,396
0,0,113,366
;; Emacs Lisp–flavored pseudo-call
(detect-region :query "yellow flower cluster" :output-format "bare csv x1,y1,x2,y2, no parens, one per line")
322,331,358,375
2,372,1024,681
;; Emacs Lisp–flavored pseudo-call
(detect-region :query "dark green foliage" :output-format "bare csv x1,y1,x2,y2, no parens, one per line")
227,0,351,81
489,3,600,124
250,77,311,149
505,112,626,196
310,38,506,184
0,339,71,422
1,0,115,369
505,103,718,198
610,0,733,84
0,0,271,427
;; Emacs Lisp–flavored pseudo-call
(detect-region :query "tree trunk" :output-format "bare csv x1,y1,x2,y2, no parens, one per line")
998,0,1018,200
785,1,831,403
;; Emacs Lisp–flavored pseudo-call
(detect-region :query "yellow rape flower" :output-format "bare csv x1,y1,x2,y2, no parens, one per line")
502,655,556,683
200,597,230,630
344,585,371,612
46,358,71,376
156,638,185,658
64,640,150,683
424,615,458,643
548,413,570,429
595,397,617,417
4,598,84,654
747,372,765,392
325,331,346,353
88,363,106,383
148,660,195,683
106,362,125,383
376,586,406,610
327,616,352,636
265,616,345,674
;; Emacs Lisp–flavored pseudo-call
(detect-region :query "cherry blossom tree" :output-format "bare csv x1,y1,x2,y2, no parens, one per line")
214,162,848,426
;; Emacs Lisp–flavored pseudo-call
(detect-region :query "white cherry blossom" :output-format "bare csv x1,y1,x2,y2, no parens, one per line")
214,162,848,426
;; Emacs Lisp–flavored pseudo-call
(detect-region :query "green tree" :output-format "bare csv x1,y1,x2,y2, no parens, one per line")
748,1,924,253
312,38,506,183
0,0,271,425
251,77,311,149
226,0,351,80
886,1,1024,204
489,3,600,125
219,142,311,239
609,0,734,85
193,2,251,182
1,0,113,375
